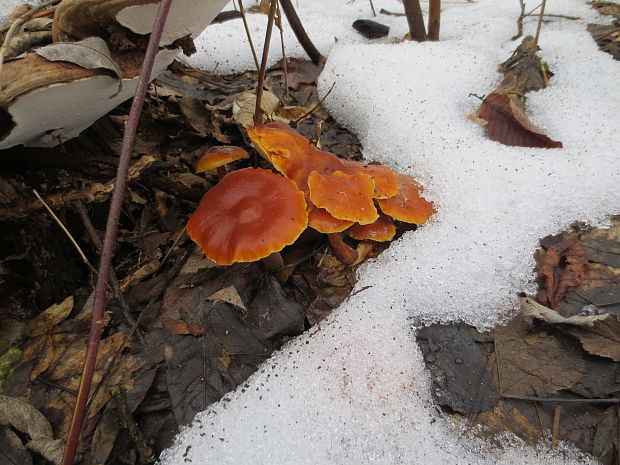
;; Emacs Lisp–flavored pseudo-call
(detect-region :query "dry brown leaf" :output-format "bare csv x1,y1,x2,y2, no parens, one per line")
178,96,213,135
232,90,280,128
27,295,73,338
162,317,205,336
478,93,563,148
208,285,246,310
536,237,587,310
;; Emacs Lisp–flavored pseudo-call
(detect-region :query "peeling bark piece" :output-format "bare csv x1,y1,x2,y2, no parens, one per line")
478,92,563,148
53,0,229,46
352,19,390,39
536,237,588,311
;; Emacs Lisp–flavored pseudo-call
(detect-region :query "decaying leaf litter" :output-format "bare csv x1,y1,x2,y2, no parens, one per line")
1,0,620,464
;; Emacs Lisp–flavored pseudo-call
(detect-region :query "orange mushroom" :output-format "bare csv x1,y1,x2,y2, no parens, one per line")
308,170,379,225
377,174,436,224
195,146,250,178
347,214,396,242
186,168,308,265
342,160,399,199
307,206,354,233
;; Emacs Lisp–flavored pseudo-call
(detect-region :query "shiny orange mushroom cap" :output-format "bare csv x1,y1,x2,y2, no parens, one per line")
342,160,399,199
186,168,308,265
307,205,354,233
195,146,250,173
347,214,396,242
308,170,379,225
377,173,436,224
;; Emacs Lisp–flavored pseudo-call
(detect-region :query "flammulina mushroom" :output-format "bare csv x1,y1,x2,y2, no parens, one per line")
195,146,250,179
186,168,308,265
376,173,436,224
347,214,396,242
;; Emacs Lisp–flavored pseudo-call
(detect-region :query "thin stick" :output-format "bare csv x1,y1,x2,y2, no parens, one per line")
33,189,97,275
512,0,526,41
235,0,260,71
369,0,377,16
293,81,336,124
276,2,290,99
550,405,561,449
278,0,324,65
61,2,173,464
110,386,154,463
75,201,141,331
501,394,620,404
254,0,278,126
534,0,547,45
428,0,441,41
403,0,427,42
0,0,58,90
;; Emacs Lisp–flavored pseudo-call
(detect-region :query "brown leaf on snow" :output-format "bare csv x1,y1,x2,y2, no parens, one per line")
536,237,588,310
477,92,563,148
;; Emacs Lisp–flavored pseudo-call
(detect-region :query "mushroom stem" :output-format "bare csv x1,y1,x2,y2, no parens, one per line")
216,165,227,180
350,240,375,267
327,233,358,266
262,251,287,282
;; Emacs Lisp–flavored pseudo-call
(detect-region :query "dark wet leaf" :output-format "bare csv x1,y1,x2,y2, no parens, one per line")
352,19,390,39
495,314,587,397
593,405,619,463
416,324,499,414
0,425,33,465
178,96,213,136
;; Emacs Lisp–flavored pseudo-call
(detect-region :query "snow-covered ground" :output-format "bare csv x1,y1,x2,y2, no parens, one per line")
4,0,616,463
161,1,619,463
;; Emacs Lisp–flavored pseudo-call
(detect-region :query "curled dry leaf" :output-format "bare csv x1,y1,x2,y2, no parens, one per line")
477,92,563,148
535,237,588,310
35,37,123,96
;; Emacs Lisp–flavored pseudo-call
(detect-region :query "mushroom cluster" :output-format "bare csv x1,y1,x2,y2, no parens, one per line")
187,122,435,266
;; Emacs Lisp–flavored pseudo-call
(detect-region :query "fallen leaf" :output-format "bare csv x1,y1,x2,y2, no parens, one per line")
0,425,33,465
416,324,499,414
232,90,280,128
477,92,563,148
27,295,73,338
35,37,122,96
162,317,205,336
0,395,64,464
352,19,390,39
495,313,587,397
208,285,246,311
178,96,213,135
536,237,587,310
592,405,618,462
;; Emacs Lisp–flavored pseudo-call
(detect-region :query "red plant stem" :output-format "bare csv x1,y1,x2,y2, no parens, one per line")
254,0,278,126
60,1,173,464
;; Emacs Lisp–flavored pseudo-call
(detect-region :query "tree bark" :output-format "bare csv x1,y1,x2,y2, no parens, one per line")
403,0,427,42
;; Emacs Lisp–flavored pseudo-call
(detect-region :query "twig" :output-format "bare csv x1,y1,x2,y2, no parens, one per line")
403,0,427,41
512,0,526,41
33,189,98,276
525,13,580,20
235,0,260,71
74,201,141,332
276,2,290,99
380,9,406,16
212,10,243,24
0,0,58,89
159,228,187,269
428,0,441,41
369,0,377,16
501,394,620,404
110,386,154,464
550,405,561,449
254,0,278,126
534,0,547,45
61,2,174,464
278,0,324,65
293,81,336,124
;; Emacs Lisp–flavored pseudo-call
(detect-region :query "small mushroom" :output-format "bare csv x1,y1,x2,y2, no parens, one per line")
307,206,353,233
342,160,399,199
327,233,358,266
347,214,396,242
307,170,379,225
186,168,308,265
377,174,436,224
195,146,250,179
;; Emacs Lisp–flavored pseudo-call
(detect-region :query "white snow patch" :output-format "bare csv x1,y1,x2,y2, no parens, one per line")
161,0,619,463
